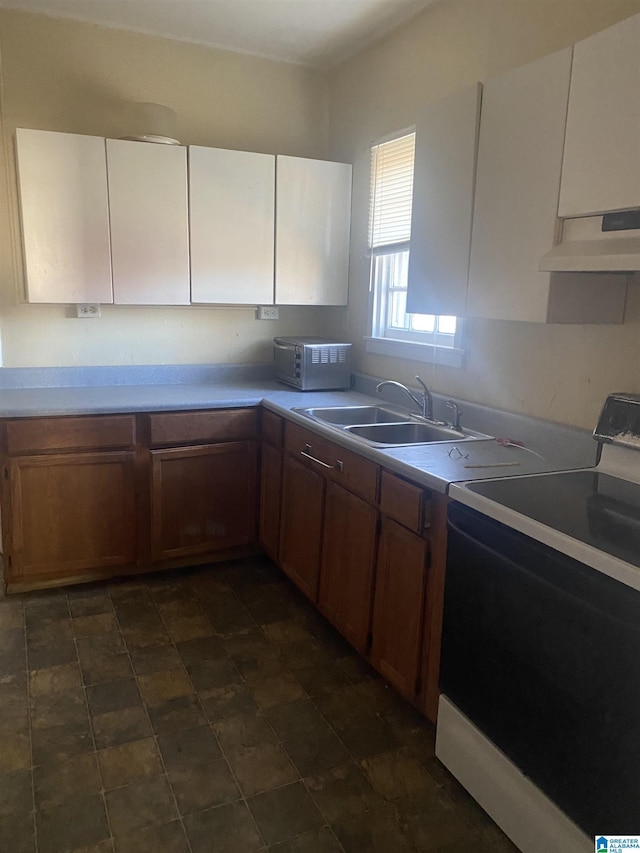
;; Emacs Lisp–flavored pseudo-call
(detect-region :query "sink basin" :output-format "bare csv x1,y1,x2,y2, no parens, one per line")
293,404,493,446
292,405,410,426
345,421,471,446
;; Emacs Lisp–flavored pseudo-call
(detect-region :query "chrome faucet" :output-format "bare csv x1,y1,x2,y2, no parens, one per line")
445,399,462,431
376,375,434,421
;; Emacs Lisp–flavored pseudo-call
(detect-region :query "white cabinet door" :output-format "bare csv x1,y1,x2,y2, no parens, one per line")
189,146,275,304
406,83,481,317
467,49,573,323
559,13,640,218
106,139,190,305
15,129,112,304
275,155,352,306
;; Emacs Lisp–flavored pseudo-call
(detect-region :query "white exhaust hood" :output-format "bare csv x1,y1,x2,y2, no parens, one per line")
540,210,640,273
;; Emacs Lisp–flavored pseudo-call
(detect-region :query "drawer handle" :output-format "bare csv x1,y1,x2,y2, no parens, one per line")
301,444,344,472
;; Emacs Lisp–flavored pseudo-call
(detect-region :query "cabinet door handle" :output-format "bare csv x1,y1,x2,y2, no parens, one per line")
301,445,344,472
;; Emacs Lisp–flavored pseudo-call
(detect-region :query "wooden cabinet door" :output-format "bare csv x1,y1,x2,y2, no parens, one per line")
189,146,275,304
150,440,257,561
278,455,324,601
259,442,282,562
275,155,351,306
6,451,136,583
15,128,112,304
106,138,190,305
559,13,640,217
370,516,429,701
318,482,378,654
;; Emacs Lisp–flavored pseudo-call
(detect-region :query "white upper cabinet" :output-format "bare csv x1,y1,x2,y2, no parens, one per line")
15,128,113,304
106,139,190,305
467,49,569,322
189,146,275,304
559,13,640,218
406,83,482,317
275,155,352,306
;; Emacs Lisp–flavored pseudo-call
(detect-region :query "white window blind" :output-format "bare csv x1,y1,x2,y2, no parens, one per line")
368,132,415,249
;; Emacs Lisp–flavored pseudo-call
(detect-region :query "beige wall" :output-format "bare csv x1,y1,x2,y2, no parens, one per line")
0,10,339,368
328,0,640,429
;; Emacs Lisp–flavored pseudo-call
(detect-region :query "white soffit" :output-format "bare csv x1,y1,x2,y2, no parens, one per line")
0,0,435,67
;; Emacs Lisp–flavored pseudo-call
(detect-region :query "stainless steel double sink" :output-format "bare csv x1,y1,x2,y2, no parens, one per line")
292,405,492,448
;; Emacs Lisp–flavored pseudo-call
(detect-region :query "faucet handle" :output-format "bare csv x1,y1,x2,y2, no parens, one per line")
445,399,462,431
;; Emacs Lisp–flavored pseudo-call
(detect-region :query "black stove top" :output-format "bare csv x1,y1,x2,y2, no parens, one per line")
466,470,640,569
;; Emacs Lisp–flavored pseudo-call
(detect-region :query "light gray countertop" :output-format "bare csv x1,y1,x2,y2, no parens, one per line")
0,364,597,495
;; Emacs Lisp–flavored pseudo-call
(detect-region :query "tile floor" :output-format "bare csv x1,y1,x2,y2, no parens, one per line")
0,556,520,853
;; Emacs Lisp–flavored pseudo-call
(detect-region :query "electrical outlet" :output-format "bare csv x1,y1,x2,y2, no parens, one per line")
257,306,279,320
76,303,101,318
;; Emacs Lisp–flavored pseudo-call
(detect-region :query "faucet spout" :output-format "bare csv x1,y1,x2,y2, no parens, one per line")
376,375,433,420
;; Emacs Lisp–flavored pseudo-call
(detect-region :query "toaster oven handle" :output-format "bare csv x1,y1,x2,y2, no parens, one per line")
301,444,344,472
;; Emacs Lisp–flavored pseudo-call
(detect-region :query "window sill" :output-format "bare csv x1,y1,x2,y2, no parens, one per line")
364,336,465,368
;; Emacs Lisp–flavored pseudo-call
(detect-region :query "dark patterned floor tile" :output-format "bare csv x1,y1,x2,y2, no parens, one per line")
36,793,110,853
283,730,351,778
86,679,142,716
31,723,94,765
290,665,353,699
360,748,439,801
157,725,221,771
175,636,227,666
0,628,27,677
268,826,345,853
0,769,33,817
186,658,242,692
331,805,415,853
105,776,178,837
199,682,258,721
228,742,299,797
212,712,276,755
29,662,82,697
129,644,183,675
92,705,153,749
0,731,31,774
73,613,119,638
113,819,191,853
79,651,134,687
147,694,207,735
305,763,382,824
0,599,24,631
248,781,324,846
27,640,78,671
69,594,114,618
265,698,331,742
168,759,240,815
137,668,194,706
0,810,35,853
395,789,476,851
97,738,163,790
34,753,101,810
335,716,400,760
184,801,263,853
30,688,89,730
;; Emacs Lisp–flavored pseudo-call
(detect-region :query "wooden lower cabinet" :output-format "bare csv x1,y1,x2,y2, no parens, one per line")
370,515,429,702
4,451,137,587
278,455,325,601
318,481,378,654
150,440,257,561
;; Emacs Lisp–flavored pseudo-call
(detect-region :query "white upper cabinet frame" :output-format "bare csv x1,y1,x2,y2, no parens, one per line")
275,155,352,306
406,83,482,317
15,128,113,304
189,146,275,305
559,12,640,218
107,139,190,305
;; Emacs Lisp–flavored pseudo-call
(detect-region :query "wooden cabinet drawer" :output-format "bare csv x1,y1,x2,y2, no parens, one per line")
148,408,257,447
285,422,378,503
380,470,431,534
261,409,284,448
5,415,136,455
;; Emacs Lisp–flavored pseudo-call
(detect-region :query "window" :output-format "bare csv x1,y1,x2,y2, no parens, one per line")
366,132,463,367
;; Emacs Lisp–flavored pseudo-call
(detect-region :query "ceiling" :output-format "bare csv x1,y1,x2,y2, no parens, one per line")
0,0,435,67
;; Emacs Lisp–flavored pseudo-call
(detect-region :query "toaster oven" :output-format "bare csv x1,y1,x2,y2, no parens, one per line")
273,337,352,391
